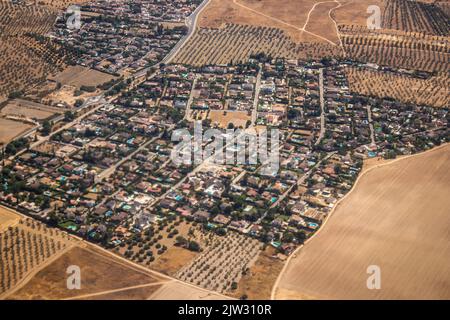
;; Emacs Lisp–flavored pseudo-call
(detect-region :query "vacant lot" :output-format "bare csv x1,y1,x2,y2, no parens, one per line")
209,110,250,128
50,66,117,88
7,245,166,300
148,281,230,300
275,144,450,299
0,118,33,144
231,246,284,300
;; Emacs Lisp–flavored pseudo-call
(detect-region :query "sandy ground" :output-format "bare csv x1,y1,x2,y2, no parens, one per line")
209,110,250,128
275,144,450,299
0,118,33,144
148,281,231,300
231,246,284,300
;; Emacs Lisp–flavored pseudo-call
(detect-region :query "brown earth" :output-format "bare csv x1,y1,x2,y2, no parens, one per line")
275,144,450,299
0,118,33,145
231,246,284,300
7,245,165,300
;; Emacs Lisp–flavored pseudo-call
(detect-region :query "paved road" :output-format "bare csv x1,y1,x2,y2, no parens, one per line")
134,0,211,79
251,64,263,125
184,75,198,121
366,105,376,146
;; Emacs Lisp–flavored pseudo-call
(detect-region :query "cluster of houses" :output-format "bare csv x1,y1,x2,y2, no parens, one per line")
191,64,258,113
0,59,448,256
51,0,201,74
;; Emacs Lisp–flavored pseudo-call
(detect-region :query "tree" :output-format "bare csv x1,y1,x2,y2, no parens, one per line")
188,241,200,252
74,99,84,108
64,111,75,122
42,120,52,136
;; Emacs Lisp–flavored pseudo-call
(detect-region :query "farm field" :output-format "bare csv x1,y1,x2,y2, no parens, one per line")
6,245,167,300
0,118,33,145
148,281,231,300
209,110,251,128
345,67,450,108
340,25,450,73
382,0,450,35
41,84,99,108
274,144,450,300
0,216,76,298
174,24,342,65
176,232,262,294
0,206,20,232
49,66,118,88
1,99,62,120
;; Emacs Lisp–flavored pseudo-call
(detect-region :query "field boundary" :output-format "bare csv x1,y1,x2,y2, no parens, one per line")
270,142,450,300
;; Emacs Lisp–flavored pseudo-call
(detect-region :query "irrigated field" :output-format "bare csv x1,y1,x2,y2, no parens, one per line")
274,144,450,300
345,67,449,108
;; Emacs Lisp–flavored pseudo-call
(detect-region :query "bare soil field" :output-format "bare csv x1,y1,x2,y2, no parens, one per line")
148,281,231,300
7,245,166,300
340,25,450,73
50,66,117,88
0,118,33,145
345,67,450,108
79,283,166,300
175,0,393,65
231,246,284,300
1,216,76,298
42,84,99,107
1,99,62,120
209,110,251,128
0,206,20,231
275,144,450,299
174,23,342,66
